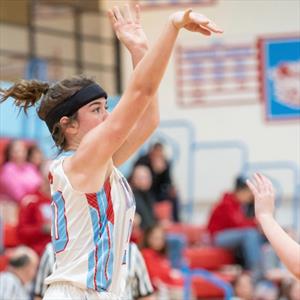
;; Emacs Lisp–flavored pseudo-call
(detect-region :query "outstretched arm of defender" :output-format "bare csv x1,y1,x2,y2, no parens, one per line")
247,174,300,279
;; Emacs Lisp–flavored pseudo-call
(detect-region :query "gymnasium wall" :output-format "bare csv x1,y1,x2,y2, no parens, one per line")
120,0,300,226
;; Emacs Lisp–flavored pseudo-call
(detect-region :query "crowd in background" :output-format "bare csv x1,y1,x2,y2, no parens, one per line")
0,139,299,300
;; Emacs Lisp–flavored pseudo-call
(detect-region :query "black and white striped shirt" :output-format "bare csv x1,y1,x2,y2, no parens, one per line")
0,271,30,300
123,243,154,300
34,243,55,298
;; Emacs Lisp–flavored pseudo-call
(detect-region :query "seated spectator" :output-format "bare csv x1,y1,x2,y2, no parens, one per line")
0,246,39,300
129,165,157,230
207,176,263,280
0,140,42,203
27,144,45,171
141,225,184,300
135,142,180,222
233,273,253,300
17,163,52,256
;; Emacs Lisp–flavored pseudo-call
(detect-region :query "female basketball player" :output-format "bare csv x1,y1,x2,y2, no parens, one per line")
247,173,300,279
1,4,222,300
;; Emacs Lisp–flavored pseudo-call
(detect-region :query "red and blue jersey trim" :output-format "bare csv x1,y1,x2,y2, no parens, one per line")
86,178,115,291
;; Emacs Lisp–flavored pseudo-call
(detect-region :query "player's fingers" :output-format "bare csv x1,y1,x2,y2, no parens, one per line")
254,173,264,192
197,25,212,35
123,4,133,22
257,173,269,193
182,8,194,26
135,4,141,23
189,12,223,33
112,6,124,23
201,22,224,33
107,10,117,26
246,179,258,197
189,12,210,25
261,174,274,194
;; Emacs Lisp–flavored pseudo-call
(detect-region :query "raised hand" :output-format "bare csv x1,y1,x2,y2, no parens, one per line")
246,173,275,220
108,4,149,53
170,8,223,35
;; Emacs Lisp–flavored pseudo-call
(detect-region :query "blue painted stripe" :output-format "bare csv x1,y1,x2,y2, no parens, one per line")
96,191,106,287
95,190,114,289
86,206,100,290
87,248,96,289
51,191,68,253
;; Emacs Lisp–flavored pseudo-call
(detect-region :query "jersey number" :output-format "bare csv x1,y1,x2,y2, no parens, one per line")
51,191,69,253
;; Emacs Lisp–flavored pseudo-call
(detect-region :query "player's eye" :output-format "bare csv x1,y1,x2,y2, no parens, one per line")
93,107,100,113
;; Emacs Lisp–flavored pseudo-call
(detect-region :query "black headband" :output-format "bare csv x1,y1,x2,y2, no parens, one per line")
45,83,107,133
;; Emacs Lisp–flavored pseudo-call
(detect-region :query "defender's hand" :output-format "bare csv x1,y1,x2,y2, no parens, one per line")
247,173,276,221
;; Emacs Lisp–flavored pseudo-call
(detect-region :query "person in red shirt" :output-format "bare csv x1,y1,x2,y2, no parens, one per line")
17,164,52,256
141,224,184,300
207,176,263,279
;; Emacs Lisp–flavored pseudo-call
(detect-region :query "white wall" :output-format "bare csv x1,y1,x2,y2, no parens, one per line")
121,0,300,225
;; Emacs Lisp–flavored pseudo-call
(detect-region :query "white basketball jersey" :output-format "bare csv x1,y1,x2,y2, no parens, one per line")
45,152,135,297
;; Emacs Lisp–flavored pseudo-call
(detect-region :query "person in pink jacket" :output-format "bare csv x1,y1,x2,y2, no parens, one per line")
0,140,42,203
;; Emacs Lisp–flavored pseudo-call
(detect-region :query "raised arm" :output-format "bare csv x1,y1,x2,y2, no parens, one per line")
247,173,300,279
108,4,159,166
69,7,223,185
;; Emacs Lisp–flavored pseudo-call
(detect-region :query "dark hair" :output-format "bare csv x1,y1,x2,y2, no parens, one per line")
27,144,39,159
9,254,30,268
151,142,163,151
141,224,167,255
27,144,43,168
3,139,27,164
235,175,249,191
128,164,151,187
0,75,96,151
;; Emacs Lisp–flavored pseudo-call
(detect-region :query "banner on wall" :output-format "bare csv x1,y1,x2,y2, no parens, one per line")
258,35,300,121
136,0,217,9
175,42,259,107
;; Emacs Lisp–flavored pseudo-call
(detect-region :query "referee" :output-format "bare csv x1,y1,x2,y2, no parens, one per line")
0,246,38,300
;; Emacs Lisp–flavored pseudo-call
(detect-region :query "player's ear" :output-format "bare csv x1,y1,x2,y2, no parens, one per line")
60,116,79,135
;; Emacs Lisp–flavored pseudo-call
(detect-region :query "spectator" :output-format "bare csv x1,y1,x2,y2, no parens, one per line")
27,144,44,171
129,165,156,230
0,140,42,203
17,163,52,256
207,176,263,279
141,225,184,300
135,143,180,222
0,246,39,300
